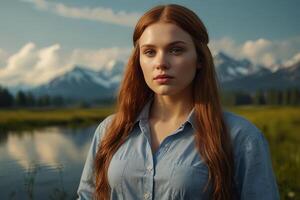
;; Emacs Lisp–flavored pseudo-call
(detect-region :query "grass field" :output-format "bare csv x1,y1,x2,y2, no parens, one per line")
0,107,115,132
0,106,299,199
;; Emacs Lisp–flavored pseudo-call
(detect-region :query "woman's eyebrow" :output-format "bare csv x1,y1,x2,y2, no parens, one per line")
140,41,187,48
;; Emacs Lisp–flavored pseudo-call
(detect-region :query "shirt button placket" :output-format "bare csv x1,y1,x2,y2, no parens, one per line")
143,164,153,200
147,166,153,173
143,156,154,199
142,121,154,200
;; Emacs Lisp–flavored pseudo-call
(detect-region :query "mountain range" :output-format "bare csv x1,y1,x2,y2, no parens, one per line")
12,52,300,100
221,59,300,92
31,61,124,100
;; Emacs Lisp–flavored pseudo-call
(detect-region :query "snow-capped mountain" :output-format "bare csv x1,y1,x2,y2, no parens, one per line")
49,66,110,88
31,61,125,100
213,52,270,82
222,60,300,92
19,52,300,100
98,60,124,87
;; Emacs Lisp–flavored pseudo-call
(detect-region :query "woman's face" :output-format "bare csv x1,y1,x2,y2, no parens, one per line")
139,22,199,97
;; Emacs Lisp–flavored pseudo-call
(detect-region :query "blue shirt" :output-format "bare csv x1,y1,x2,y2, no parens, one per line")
77,101,279,200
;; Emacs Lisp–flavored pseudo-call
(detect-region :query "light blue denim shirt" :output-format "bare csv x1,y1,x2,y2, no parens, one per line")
77,101,279,200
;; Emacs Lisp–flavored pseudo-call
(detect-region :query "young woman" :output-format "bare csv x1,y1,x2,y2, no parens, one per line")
77,4,279,200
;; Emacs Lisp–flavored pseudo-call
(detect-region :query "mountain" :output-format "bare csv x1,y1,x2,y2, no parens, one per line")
222,61,300,92
22,52,300,100
98,60,124,88
31,62,125,100
213,52,270,82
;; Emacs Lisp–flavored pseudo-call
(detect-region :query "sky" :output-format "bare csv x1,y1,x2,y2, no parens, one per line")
0,0,299,87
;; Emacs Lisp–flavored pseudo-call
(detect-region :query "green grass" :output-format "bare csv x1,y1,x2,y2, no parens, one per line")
228,106,300,199
0,107,115,132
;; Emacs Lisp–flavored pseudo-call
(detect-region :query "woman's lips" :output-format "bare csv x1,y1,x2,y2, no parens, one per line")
153,75,174,84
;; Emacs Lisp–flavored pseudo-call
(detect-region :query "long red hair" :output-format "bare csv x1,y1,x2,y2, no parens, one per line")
94,4,235,200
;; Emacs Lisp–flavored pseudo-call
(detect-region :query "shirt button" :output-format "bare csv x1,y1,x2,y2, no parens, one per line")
147,166,152,172
144,192,150,199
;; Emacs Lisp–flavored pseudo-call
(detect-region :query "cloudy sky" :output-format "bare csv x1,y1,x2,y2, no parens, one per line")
0,0,299,87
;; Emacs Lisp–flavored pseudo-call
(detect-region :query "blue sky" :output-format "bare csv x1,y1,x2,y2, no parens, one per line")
0,0,299,87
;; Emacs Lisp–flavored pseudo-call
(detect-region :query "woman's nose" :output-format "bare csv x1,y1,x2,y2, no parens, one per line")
154,52,170,70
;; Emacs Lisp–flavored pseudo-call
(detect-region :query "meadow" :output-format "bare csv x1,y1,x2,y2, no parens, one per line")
0,107,115,132
0,106,299,199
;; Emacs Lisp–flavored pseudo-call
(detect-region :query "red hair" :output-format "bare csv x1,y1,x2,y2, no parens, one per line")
94,4,235,200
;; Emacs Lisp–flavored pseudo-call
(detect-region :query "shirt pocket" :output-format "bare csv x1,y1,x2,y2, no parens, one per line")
170,164,209,197
123,157,145,186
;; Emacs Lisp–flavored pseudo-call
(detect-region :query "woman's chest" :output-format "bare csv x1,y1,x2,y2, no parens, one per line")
107,129,211,199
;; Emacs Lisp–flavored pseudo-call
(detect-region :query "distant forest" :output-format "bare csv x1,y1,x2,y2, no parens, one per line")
1,85,300,108
0,85,114,108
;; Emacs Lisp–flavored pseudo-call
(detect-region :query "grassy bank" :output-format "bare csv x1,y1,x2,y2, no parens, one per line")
0,107,115,132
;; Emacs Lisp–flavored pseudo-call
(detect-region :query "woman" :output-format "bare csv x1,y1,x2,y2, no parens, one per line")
77,4,279,200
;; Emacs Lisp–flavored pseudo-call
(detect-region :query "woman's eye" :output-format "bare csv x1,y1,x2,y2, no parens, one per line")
170,47,184,54
143,49,155,56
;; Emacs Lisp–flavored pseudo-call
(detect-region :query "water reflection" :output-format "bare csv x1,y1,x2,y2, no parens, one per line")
0,123,98,199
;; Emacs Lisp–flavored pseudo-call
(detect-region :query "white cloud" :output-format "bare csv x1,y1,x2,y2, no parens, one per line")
0,42,131,87
22,44,68,86
209,37,239,56
22,0,140,27
242,39,272,58
69,47,131,71
241,39,274,66
210,36,300,69
6,42,37,72
36,44,60,70
0,43,66,86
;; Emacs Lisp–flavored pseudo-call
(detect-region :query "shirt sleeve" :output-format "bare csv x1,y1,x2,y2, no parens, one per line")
234,132,280,200
77,115,114,200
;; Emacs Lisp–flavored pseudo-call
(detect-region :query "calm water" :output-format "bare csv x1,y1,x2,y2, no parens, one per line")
0,124,98,200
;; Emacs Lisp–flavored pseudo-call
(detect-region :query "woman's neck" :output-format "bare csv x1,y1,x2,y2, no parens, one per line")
150,93,194,122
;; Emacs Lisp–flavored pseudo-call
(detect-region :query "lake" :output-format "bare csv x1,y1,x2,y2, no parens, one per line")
0,124,98,200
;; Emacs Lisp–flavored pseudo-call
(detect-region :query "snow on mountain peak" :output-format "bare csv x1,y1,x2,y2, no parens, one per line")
213,51,262,82
106,60,117,70
283,53,300,68
101,60,125,78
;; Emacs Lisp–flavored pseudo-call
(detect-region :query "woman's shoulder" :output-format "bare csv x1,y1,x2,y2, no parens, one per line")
222,111,271,160
222,111,265,144
223,111,279,198
94,114,116,141
98,114,115,128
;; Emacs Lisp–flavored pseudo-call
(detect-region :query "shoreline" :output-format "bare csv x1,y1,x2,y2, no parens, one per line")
1,105,299,132
0,107,115,132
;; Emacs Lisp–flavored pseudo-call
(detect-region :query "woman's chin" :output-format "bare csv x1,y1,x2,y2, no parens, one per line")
153,89,178,96
152,84,192,97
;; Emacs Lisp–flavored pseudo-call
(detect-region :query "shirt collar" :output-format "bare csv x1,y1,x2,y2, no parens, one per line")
134,99,153,123
134,98,197,130
186,107,196,129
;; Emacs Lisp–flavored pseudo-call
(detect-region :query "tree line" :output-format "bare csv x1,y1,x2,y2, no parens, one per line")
1,85,300,108
0,86,65,108
221,88,300,106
